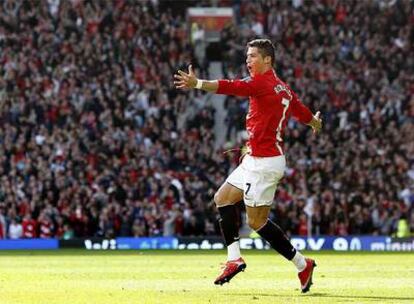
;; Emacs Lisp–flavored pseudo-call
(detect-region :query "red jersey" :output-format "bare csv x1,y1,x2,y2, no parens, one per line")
39,220,53,238
0,221,4,239
217,69,313,157
22,219,37,238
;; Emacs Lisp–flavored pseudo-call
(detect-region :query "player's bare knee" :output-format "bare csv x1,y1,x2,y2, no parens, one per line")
247,216,266,231
214,191,225,207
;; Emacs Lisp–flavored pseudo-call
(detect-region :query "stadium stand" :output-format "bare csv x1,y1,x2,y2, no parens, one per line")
0,0,412,239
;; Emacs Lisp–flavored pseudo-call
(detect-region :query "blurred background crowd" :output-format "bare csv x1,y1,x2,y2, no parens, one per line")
0,0,413,240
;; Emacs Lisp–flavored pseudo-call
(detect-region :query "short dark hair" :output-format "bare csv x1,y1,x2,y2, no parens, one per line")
247,39,276,65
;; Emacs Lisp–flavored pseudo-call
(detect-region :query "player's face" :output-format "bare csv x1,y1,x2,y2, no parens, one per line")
246,47,269,76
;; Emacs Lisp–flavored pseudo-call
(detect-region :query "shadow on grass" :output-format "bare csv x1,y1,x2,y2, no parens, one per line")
226,292,414,302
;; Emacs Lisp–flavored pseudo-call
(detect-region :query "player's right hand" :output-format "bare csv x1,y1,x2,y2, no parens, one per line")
174,64,197,90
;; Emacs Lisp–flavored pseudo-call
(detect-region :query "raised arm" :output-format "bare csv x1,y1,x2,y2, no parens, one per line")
174,65,257,97
174,65,218,93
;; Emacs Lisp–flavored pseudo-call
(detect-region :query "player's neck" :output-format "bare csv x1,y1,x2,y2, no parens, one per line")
254,66,272,76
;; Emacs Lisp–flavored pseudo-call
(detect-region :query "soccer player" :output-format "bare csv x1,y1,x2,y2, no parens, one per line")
174,39,322,293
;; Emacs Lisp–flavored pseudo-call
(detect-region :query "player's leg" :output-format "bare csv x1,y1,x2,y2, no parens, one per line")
245,205,316,292
243,154,316,293
214,182,243,261
213,165,246,285
246,205,302,263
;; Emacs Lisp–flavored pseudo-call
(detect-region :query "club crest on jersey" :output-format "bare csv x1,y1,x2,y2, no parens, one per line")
274,84,292,100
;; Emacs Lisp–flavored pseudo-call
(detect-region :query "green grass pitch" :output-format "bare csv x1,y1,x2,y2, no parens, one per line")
0,250,413,304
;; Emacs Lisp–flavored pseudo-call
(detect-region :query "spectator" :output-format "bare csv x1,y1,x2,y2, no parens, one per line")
22,213,37,238
8,218,23,239
0,206,7,239
0,0,412,239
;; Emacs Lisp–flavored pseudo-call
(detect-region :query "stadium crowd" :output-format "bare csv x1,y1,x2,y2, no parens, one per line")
0,0,413,239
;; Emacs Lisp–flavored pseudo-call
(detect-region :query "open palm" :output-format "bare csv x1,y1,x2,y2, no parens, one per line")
174,65,197,89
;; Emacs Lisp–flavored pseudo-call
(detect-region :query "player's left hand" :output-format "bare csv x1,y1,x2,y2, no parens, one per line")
174,65,197,90
309,111,322,134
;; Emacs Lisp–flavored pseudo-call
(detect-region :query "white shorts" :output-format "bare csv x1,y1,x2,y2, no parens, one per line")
226,154,285,207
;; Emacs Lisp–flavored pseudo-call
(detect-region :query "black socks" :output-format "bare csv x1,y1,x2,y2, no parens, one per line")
218,204,240,246
257,219,296,260
218,206,296,261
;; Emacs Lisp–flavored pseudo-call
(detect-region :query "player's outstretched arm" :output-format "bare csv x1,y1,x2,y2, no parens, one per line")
174,65,218,93
307,111,322,134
